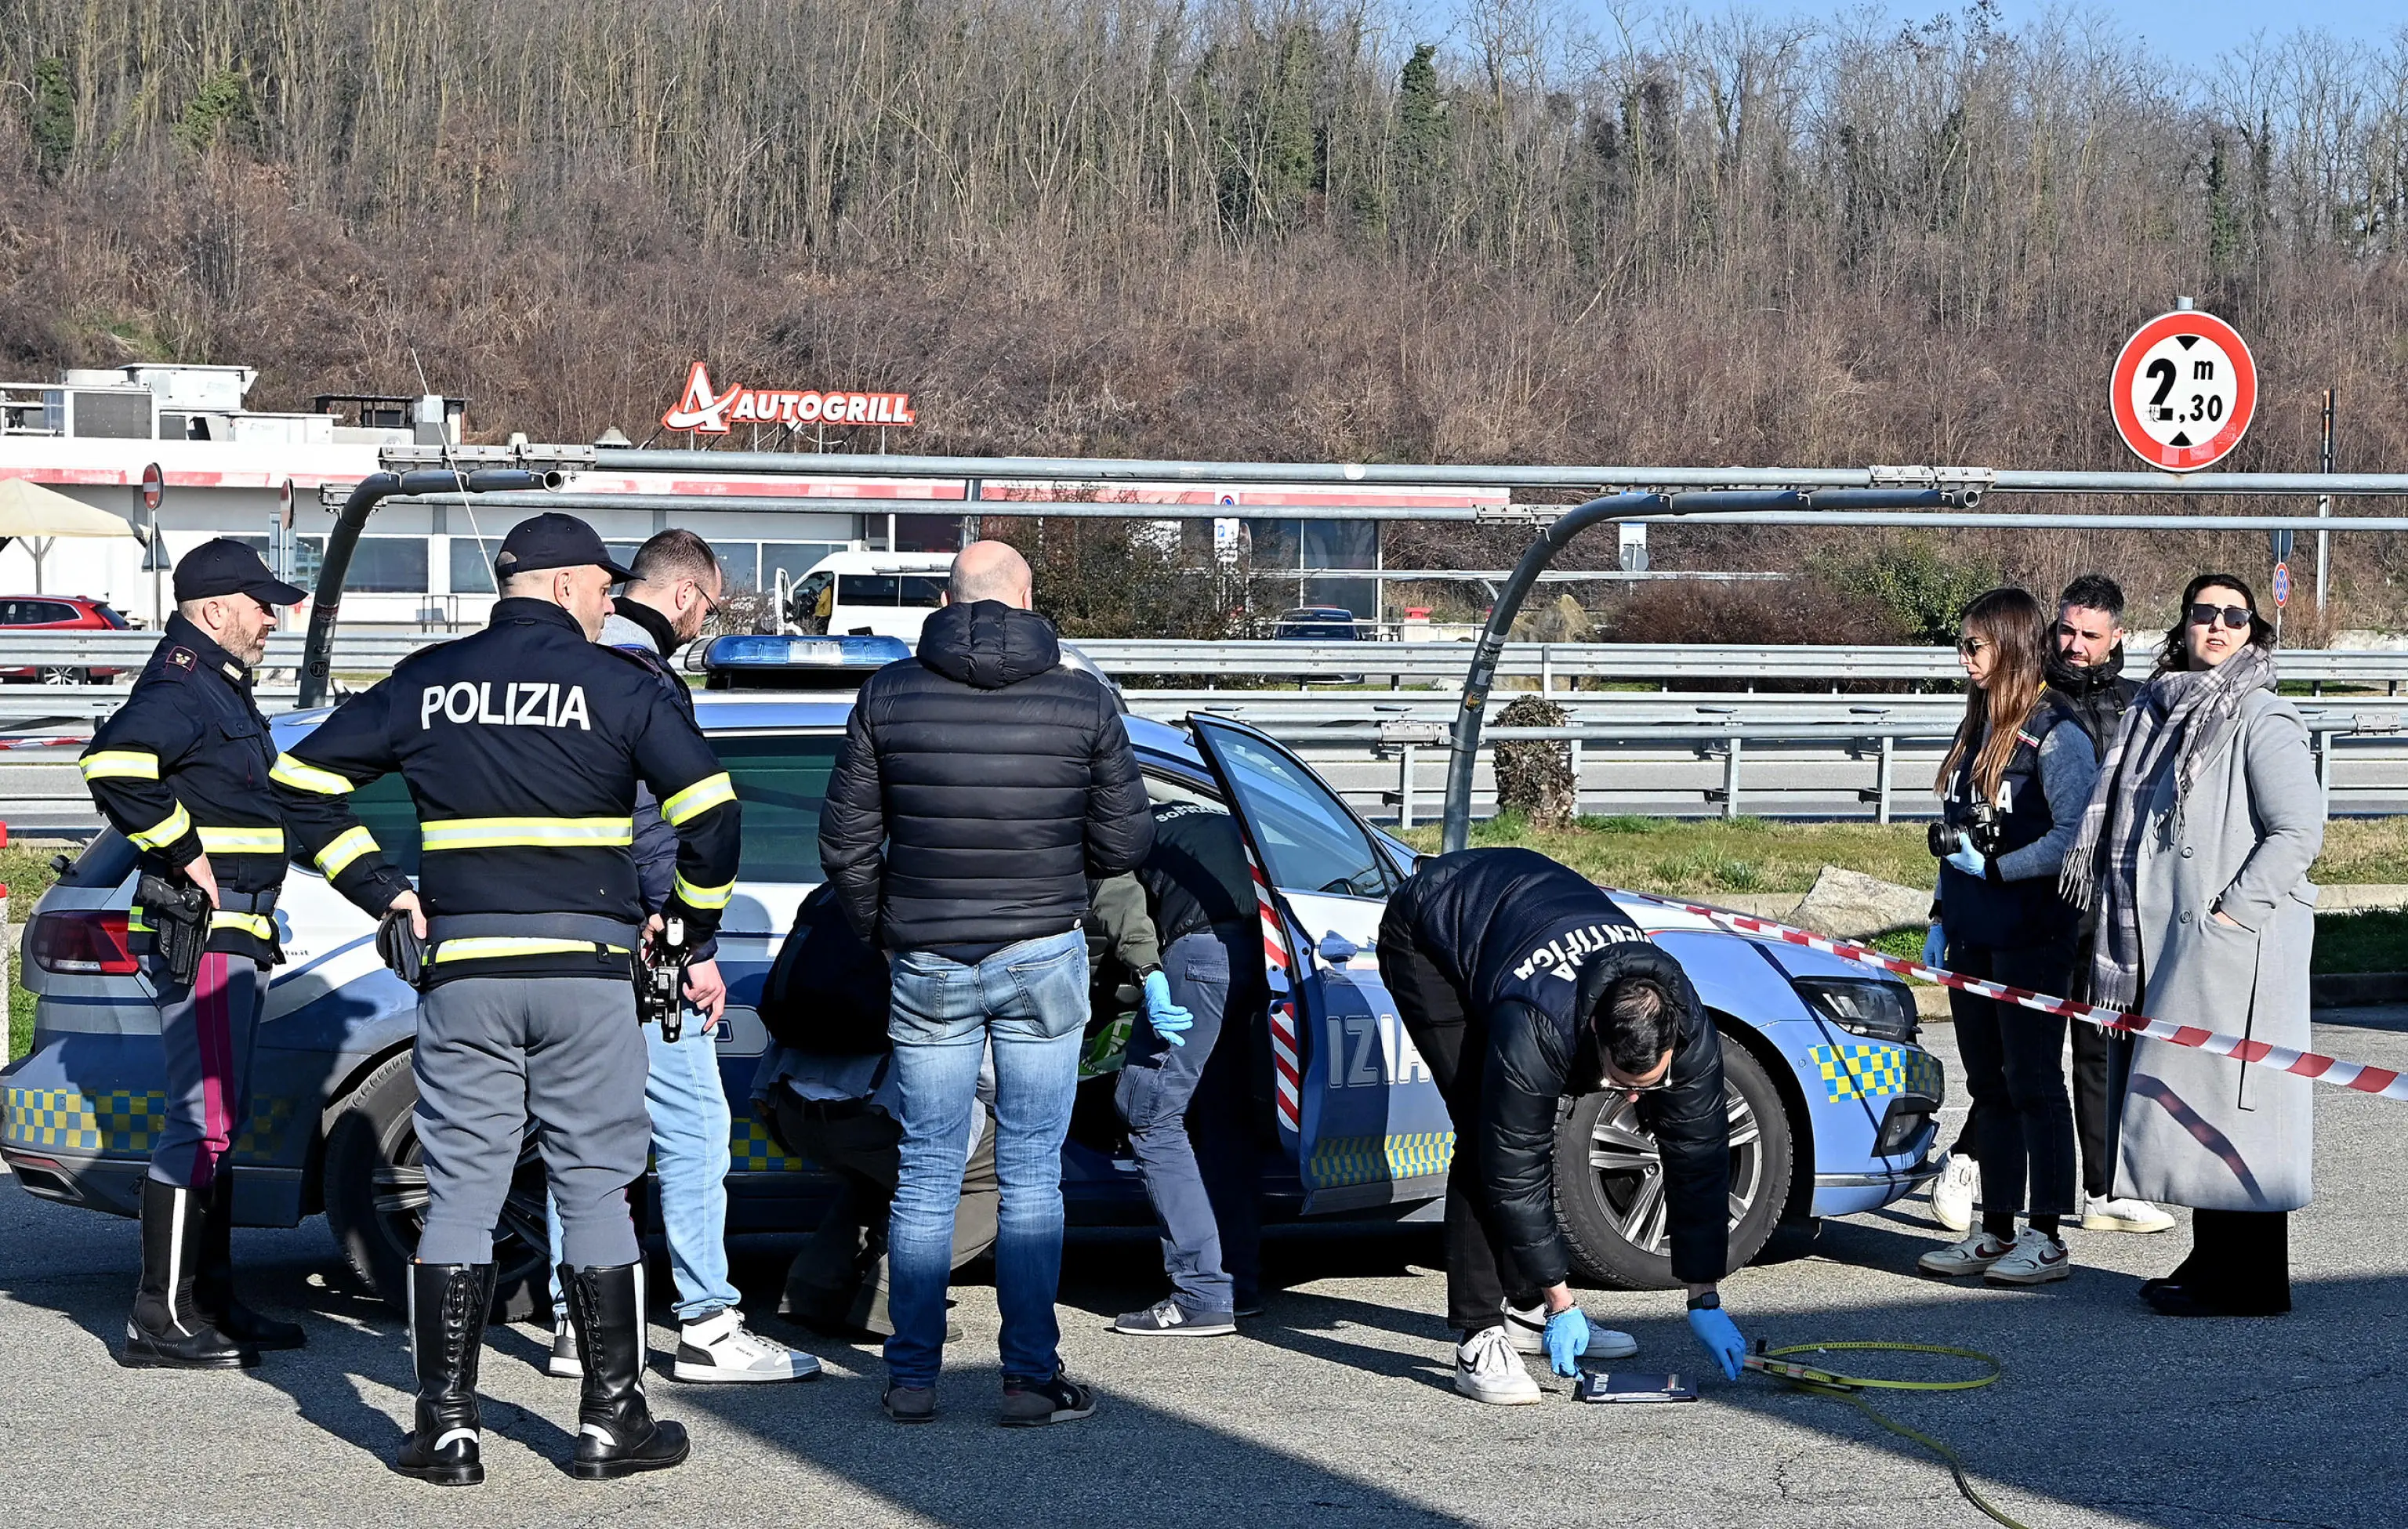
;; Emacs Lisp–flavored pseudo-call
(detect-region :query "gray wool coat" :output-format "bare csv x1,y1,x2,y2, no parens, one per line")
2115,687,2325,1212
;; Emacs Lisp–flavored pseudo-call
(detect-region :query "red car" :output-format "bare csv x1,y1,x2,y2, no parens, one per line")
0,595,132,684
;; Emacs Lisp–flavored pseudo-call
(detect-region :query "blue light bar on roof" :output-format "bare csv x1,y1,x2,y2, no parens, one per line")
691,634,912,672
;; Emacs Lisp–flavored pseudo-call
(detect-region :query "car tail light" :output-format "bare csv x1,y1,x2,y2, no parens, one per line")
27,909,139,974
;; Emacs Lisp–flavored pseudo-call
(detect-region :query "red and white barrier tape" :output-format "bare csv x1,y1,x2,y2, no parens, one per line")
0,735,89,750
1630,893,2408,1104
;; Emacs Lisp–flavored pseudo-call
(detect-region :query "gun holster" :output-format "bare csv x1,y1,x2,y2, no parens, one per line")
376,908,428,991
636,916,692,1043
136,873,211,987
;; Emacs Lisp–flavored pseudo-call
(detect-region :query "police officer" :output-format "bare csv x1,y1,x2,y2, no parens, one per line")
79,539,309,1369
1376,847,1749,1404
270,513,742,1485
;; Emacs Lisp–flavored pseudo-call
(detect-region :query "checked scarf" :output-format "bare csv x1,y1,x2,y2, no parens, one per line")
2060,643,2276,1010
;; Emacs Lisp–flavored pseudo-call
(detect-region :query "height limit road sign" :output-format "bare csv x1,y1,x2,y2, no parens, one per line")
2111,309,2257,471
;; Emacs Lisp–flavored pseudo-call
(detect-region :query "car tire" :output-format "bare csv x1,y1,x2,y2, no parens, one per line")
321,1049,554,1319
38,665,84,687
1550,1034,1793,1291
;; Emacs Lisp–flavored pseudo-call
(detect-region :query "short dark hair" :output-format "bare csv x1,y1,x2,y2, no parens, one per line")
1597,976,1676,1075
2058,573,2124,621
629,528,720,589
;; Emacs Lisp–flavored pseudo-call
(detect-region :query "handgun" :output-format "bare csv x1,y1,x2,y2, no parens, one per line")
135,872,211,987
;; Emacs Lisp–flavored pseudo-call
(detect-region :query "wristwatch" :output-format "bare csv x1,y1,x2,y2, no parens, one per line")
1133,963,1162,983
1686,1290,1721,1312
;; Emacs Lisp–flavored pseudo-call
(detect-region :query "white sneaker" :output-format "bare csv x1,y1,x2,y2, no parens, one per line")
672,1308,821,1384
2082,1195,2176,1234
1929,1152,1978,1234
1984,1226,2073,1286
1917,1230,2014,1277
1501,1299,1637,1360
1452,1325,1542,1405
548,1310,582,1379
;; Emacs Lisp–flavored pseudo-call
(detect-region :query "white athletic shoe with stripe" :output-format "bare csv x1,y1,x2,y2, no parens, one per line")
1501,1299,1637,1360
673,1309,821,1383
1453,1325,1542,1405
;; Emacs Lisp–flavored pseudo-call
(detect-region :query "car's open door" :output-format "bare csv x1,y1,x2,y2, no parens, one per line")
1186,716,1452,1214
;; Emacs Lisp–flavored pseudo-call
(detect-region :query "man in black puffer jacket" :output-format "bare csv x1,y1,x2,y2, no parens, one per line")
1377,848,1748,1404
819,540,1152,1428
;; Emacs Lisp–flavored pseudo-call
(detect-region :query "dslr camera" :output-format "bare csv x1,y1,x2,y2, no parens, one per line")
1929,803,2004,859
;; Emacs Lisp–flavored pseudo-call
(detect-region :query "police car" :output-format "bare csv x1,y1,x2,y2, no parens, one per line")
4,634,1942,1312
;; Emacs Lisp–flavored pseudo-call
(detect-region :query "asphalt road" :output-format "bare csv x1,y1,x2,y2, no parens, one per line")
2,1013,2402,1527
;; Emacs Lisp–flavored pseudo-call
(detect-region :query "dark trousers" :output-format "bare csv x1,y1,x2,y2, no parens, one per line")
1946,937,2079,1227
767,1086,1000,1337
1951,1020,2122,1201
1377,907,1539,1337
2170,1208,2291,1314
1115,927,1262,1313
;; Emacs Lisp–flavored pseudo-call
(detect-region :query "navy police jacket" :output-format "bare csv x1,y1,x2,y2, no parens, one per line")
79,614,288,962
270,598,741,984
1387,848,1731,1286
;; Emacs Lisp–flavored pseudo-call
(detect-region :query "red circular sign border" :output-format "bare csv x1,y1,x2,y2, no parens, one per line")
140,461,165,512
2109,310,2257,472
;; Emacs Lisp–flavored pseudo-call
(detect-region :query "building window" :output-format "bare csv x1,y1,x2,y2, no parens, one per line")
339,537,428,593
450,538,498,594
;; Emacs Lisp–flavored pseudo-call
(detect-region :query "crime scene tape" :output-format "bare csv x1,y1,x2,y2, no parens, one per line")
1744,1342,2029,1529
1626,893,2408,1104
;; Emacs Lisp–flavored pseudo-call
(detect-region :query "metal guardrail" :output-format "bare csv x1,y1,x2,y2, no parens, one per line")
16,632,2408,687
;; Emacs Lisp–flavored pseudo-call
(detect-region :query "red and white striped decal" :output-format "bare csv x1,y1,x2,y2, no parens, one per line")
1246,847,1304,1131
1630,893,2408,1104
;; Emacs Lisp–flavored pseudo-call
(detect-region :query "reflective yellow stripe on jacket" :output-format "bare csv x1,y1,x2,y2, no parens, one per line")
128,801,193,852
314,824,379,879
419,817,636,853
428,937,633,964
660,772,737,826
672,871,735,910
79,750,159,781
198,824,286,857
270,752,355,795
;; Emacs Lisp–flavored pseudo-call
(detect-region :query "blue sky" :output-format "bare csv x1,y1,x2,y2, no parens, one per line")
1566,0,2403,73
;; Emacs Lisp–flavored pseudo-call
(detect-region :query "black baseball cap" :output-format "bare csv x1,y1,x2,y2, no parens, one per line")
493,513,636,584
172,538,308,606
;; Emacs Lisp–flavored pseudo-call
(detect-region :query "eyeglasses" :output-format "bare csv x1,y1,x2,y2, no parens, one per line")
2188,603,2253,631
1955,636,1989,656
686,579,723,619
1602,1066,1674,1096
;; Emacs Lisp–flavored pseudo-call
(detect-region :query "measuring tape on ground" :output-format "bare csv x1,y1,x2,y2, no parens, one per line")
1627,894,2408,1103
1744,1342,2029,1528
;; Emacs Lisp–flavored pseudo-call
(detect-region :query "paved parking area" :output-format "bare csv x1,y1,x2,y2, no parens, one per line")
3,1013,2402,1527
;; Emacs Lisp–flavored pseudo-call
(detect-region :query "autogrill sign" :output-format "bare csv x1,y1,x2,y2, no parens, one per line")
661,361,916,434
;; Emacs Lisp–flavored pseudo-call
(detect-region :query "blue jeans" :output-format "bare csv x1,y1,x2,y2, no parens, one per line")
883,927,1088,1388
1115,929,1235,1313
547,1018,739,1323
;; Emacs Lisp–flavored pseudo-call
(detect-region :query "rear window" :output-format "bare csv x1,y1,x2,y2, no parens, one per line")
93,603,131,629
300,733,846,886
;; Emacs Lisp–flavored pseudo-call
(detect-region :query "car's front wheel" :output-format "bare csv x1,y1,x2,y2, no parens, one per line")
321,1049,555,1317
1550,1034,1793,1290
38,665,84,687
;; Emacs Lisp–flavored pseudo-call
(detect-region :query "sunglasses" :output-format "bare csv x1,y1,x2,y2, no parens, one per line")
2188,603,2254,631
1955,636,1989,656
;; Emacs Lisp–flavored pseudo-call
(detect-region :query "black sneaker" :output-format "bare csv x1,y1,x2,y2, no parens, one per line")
883,1383,937,1424
999,1368,1097,1428
1112,1298,1236,1337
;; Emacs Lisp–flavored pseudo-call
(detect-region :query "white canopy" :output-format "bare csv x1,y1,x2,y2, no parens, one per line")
0,476,143,539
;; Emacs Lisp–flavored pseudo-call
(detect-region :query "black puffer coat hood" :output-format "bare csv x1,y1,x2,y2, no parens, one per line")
917,600,1061,690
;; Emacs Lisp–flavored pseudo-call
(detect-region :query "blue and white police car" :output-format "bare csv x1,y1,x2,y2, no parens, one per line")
2,634,1942,1311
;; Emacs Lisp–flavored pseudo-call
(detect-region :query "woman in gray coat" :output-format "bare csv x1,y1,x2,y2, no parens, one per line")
2064,571,2323,1317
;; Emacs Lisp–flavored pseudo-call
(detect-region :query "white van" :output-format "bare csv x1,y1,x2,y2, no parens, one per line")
774,550,956,642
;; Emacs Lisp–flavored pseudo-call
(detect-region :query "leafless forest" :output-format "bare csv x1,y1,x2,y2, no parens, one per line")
4,0,2407,632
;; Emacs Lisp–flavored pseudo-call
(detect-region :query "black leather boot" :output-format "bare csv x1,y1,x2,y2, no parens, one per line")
563,1261,689,1480
120,1178,256,1370
195,1173,306,1350
393,1261,495,1486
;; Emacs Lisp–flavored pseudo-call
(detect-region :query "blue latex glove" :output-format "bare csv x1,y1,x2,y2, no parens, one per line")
1142,970,1194,1047
1542,1306,1590,1377
1920,922,1946,969
1943,839,1988,878
1688,1305,1746,1381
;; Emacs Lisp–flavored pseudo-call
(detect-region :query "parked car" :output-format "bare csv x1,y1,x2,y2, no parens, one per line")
3,638,1942,1313
1271,605,1369,683
0,594,131,684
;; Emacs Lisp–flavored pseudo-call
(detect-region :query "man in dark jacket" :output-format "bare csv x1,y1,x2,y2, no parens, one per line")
1377,848,1747,1404
818,539,1153,1428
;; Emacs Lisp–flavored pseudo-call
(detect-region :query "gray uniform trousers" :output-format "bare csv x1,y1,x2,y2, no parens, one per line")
412,975,651,1268
143,950,267,1191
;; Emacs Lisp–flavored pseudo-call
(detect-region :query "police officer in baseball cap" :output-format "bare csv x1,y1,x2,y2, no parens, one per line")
273,511,742,1484
80,538,309,1368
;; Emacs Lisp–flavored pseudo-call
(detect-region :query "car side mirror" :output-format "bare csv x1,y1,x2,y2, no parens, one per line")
1318,931,1360,964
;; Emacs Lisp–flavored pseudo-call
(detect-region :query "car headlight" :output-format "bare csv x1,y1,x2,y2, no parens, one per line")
1793,977,1918,1043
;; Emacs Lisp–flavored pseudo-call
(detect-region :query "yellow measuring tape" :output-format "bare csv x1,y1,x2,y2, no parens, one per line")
1746,1342,2029,1529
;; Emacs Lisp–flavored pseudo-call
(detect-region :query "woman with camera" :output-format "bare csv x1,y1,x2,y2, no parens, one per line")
1917,587,2094,1286
2062,573,2321,1317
